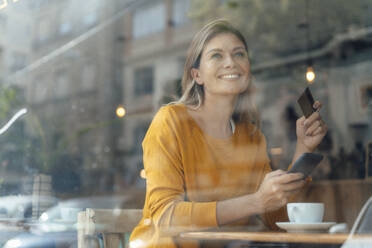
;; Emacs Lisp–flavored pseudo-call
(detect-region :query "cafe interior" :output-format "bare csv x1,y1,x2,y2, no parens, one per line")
0,0,371,247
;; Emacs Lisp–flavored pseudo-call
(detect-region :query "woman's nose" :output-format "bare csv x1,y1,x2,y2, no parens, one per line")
223,55,236,68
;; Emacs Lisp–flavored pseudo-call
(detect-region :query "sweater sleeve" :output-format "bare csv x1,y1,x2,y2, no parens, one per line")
143,107,218,236
255,132,288,230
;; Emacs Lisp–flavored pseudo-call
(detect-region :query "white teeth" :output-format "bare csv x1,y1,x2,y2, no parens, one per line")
221,74,239,79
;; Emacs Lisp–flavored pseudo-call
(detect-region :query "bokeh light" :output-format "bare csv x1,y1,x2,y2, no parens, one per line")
115,105,126,118
306,66,315,83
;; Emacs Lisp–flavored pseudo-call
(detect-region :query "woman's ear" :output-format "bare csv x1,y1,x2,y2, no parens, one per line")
191,68,203,85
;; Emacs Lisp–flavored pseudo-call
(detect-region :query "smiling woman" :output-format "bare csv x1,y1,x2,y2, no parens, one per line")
2,1,370,248
129,19,328,248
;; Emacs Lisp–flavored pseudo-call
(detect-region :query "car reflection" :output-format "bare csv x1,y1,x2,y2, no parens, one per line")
0,195,58,220
4,195,130,248
0,195,58,247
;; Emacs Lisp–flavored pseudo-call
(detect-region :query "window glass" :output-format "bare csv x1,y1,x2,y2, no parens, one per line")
134,66,153,95
5,13,30,46
0,1,372,247
83,11,97,27
59,11,72,35
81,64,96,90
37,17,51,42
172,0,190,26
0,13,6,28
10,51,26,72
54,69,69,98
133,2,165,38
33,75,48,103
28,0,49,10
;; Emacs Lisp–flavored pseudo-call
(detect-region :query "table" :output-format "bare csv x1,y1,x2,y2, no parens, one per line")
180,231,360,245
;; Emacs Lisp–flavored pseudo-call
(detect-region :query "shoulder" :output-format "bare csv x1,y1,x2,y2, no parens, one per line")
158,104,186,117
145,104,187,138
152,104,186,126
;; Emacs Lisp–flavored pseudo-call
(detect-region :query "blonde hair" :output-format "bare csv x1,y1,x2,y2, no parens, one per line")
175,19,260,134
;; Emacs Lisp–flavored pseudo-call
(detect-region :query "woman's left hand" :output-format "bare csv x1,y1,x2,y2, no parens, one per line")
296,101,328,152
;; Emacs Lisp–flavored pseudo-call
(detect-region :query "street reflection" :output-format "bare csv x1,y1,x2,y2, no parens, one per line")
0,0,371,247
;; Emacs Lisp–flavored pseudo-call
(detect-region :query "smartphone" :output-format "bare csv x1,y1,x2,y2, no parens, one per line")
288,153,324,178
297,87,316,118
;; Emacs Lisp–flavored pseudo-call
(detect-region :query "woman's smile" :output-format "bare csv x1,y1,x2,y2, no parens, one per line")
218,73,241,80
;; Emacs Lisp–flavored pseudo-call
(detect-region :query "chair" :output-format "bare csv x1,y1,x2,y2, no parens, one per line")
77,208,142,248
342,196,372,248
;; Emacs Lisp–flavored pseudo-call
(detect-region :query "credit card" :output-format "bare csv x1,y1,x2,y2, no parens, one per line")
297,87,316,118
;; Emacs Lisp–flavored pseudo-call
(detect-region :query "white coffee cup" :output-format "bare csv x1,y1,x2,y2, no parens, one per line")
287,203,324,223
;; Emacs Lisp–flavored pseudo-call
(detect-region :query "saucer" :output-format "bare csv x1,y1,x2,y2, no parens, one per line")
276,222,336,233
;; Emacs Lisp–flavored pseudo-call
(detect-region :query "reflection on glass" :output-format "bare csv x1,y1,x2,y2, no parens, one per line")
0,108,27,135
0,0,371,247
116,105,126,118
306,66,315,83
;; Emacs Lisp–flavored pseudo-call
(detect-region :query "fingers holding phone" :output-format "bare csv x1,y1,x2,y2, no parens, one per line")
304,100,327,136
313,100,322,111
296,88,328,151
256,170,305,212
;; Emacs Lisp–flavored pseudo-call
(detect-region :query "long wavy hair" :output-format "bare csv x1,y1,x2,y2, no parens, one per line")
174,19,260,134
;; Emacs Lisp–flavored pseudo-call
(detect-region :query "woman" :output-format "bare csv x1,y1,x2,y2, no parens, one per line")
129,20,327,248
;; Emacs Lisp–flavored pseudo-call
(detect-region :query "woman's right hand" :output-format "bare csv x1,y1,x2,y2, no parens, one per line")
255,170,305,213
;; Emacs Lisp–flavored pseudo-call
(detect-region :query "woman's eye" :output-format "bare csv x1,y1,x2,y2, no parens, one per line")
234,52,245,57
211,53,222,59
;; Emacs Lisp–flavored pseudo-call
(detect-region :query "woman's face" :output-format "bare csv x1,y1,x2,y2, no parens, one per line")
192,32,251,98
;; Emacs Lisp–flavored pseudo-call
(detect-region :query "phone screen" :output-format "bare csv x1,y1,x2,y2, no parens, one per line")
288,153,323,178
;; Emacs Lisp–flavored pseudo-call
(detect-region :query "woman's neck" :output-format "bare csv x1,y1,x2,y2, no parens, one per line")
189,96,236,139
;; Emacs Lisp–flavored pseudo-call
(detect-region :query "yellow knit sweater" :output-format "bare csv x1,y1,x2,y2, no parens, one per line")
129,104,286,248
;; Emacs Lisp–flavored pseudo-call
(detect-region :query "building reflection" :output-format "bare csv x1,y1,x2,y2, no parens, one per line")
0,0,371,220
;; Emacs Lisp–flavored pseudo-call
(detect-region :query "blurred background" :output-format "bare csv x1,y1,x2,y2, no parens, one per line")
0,0,372,247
